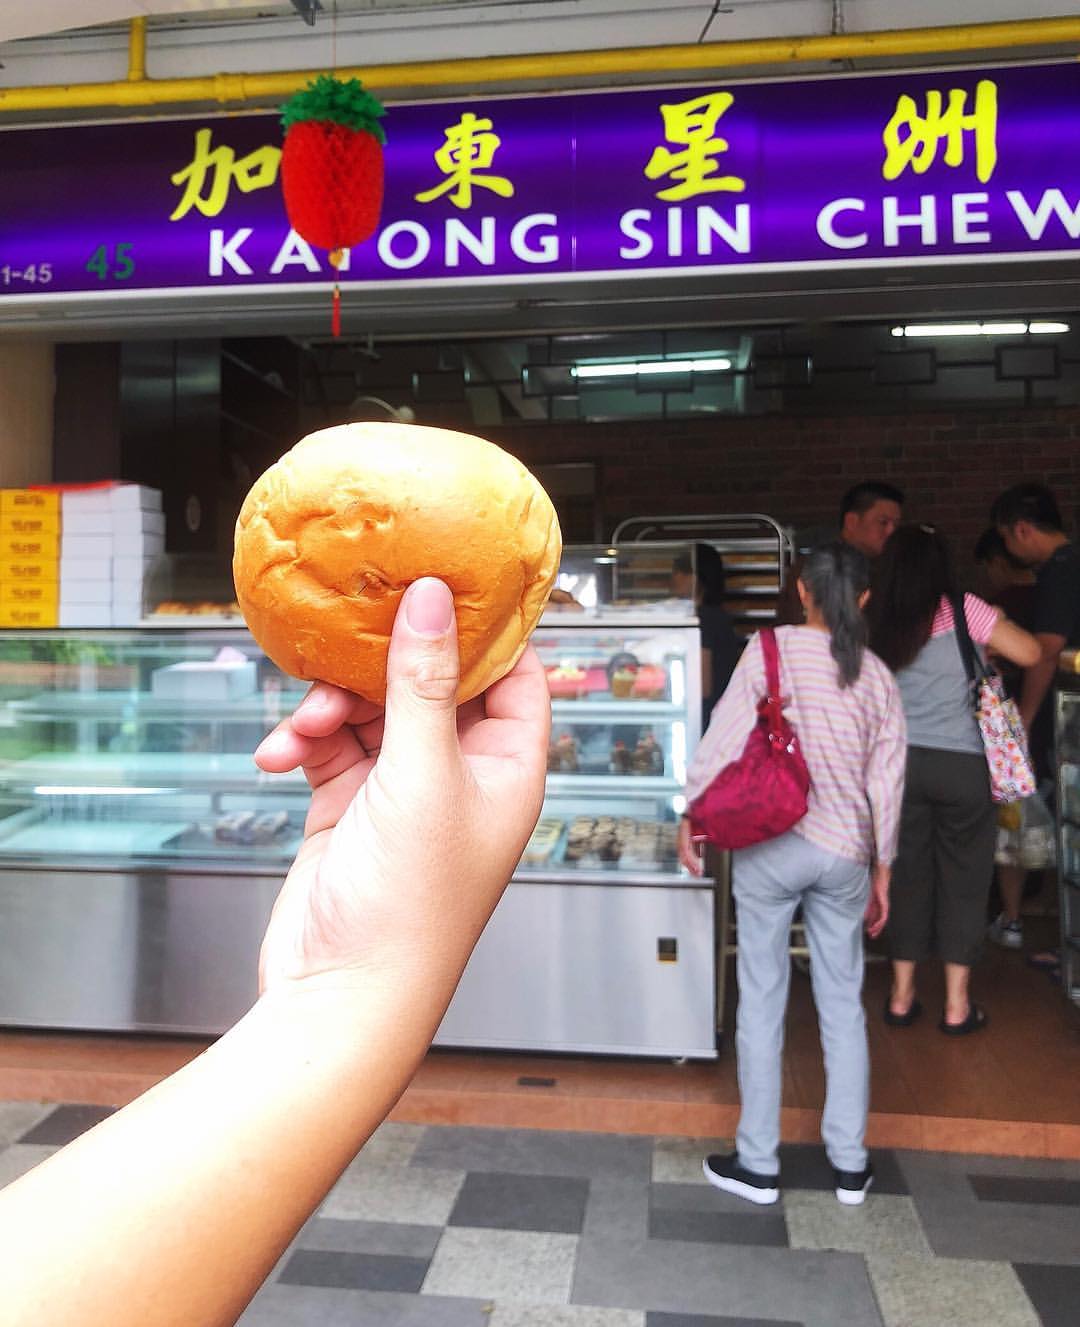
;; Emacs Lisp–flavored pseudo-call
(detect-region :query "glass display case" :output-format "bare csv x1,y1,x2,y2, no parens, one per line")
0,629,306,871
1054,666,1080,1007
0,544,720,1055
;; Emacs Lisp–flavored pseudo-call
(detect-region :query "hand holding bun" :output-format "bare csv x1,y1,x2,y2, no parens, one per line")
233,423,561,702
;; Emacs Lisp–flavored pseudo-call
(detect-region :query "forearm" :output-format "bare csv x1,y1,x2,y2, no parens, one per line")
1020,654,1057,730
0,964,455,1327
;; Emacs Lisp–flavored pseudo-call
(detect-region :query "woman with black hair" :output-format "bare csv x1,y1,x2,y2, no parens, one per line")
680,543,906,1207
867,526,1040,1036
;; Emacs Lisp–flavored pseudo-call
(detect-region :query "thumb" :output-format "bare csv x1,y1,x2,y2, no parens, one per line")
380,578,462,771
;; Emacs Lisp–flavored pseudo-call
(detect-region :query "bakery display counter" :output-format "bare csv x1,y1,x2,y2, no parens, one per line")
0,567,720,1056
435,605,721,1060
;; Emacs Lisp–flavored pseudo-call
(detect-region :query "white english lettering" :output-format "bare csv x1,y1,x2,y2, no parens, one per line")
510,214,559,264
445,217,496,267
1007,188,1080,240
209,228,253,277
816,198,868,250
882,195,937,248
619,209,653,260
377,221,431,271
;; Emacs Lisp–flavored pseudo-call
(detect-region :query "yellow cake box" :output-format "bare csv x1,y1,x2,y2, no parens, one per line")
0,604,58,628
0,490,60,517
0,511,61,537
0,581,59,609
0,534,61,559
0,556,59,582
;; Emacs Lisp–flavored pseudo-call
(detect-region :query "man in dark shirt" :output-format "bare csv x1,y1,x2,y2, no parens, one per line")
991,483,1080,742
776,481,904,625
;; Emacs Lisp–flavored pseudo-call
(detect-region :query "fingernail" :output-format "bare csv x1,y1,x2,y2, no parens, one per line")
296,686,328,717
255,730,286,759
405,578,454,637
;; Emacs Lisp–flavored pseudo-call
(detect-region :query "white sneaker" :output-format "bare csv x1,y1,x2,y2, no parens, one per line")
987,913,1023,949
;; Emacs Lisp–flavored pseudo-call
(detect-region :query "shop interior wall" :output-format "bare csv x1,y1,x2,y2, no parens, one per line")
51,336,1080,587
484,408,1080,579
0,341,54,487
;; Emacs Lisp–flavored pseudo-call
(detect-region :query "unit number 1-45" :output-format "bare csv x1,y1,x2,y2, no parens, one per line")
0,265,53,285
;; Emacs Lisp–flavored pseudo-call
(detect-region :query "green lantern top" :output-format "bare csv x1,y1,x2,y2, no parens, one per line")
281,75,387,145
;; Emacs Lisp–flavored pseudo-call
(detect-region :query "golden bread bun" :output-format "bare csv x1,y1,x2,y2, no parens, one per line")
233,422,562,703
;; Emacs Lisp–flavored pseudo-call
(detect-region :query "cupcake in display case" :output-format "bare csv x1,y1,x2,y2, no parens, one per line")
632,665,668,700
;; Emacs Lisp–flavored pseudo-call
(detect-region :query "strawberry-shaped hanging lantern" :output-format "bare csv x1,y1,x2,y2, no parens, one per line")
280,75,387,331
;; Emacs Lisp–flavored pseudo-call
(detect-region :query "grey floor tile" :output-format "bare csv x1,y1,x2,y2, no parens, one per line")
412,1125,652,1181
653,1180,783,1221
296,1217,442,1258
449,1171,590,1233
320,1160,465,1225
784,1192,932,1258
490,1307,644,1326
572,1234,883,1327
0,1142,59,1188
358,1121,427,1168
423,1227,578,1305
969,1175,1080,1207
652,1138,734,1185
865,1255,1040,1327
582,1176,651,1243
1013,1262,1080,1327
17,1103,114,1145
241,1284,490,1326
896,1151,1080,1265
648,1208,788,1248
646,1315,802,1327
0,1101,50,1147
278,1248,429,1292
778,1145,908,1196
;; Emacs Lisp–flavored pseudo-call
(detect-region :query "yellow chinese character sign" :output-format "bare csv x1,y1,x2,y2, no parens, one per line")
170,128,282,221
414,112,515,210
882,79,998,184
644,92,746,201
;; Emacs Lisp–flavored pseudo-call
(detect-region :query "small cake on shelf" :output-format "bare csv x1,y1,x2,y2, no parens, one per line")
631,665,667,700
610,666,637,698
546,665,588,699
610,740,632,774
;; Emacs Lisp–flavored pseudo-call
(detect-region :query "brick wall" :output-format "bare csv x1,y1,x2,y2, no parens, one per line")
489,406,1080,562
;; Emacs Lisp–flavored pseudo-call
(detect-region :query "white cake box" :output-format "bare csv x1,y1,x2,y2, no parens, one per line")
59,605,113,627
110,484,162,512
114,555,157,583
151,659,257,700
60,580,112,605
114,530,165,558
61,511,114,535
59,556,112,582
61,535,112,560
112,510,166,536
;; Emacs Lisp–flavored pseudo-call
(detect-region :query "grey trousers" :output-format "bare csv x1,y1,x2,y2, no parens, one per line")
733,831,871,1176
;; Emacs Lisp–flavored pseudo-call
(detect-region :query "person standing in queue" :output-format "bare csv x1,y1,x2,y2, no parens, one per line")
776,481,904,626
867,526,1041,1035
680,543,907,1207
672,543,745,728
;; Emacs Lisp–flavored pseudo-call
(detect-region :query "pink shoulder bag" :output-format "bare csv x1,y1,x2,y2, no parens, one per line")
689,628,811,851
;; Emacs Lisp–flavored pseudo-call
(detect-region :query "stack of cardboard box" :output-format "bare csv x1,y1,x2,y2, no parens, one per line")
57,484,165,626
0,489,61,627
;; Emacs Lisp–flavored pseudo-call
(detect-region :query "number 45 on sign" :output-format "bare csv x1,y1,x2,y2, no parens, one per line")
86,243,135,281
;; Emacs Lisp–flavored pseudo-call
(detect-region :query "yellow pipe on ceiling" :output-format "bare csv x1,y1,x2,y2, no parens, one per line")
0,14,1078,114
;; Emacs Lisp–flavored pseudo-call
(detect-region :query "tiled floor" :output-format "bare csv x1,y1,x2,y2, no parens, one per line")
2,1103,1078,1326
2,930,1077,1156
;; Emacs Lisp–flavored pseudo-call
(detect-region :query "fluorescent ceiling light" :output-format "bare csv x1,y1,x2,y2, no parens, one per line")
890,321,1069,338
572,357,732,379
33,785,177,796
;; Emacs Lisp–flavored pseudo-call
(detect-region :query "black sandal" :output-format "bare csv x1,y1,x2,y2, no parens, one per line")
939,1004,988,1036
883,997,923,1027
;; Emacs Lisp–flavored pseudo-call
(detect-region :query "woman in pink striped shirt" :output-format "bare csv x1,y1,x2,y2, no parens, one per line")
679,542,906,1207
868,525,1040,1037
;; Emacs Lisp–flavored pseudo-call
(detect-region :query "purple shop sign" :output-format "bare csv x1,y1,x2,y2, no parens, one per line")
1,60,1080,299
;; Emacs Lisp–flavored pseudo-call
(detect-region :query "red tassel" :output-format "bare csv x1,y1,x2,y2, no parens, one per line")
331,283,341,338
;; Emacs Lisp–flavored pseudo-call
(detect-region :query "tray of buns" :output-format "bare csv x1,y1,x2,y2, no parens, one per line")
162,809,301,858
517,814,679,871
